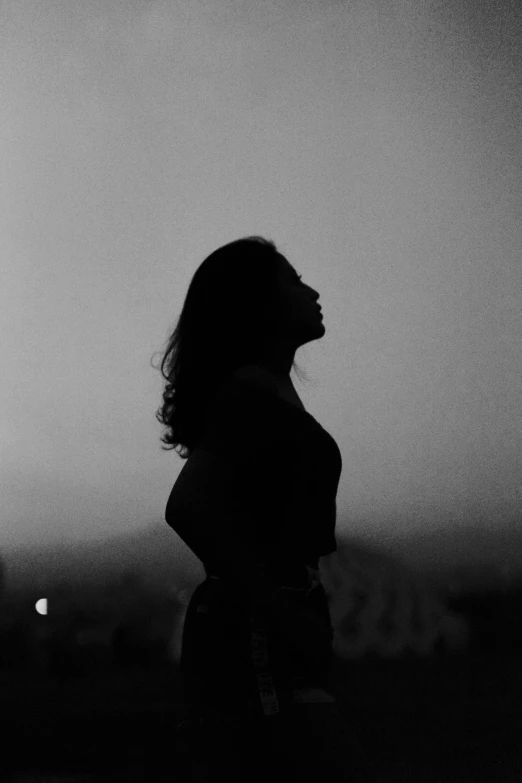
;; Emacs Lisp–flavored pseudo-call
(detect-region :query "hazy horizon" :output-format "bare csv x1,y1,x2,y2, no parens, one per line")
2,1,521,579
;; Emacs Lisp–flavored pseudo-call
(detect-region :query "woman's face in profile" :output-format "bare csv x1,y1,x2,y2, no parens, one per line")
271,257,325,347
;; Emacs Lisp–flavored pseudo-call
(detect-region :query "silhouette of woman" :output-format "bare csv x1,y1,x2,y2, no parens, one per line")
154,238,369,781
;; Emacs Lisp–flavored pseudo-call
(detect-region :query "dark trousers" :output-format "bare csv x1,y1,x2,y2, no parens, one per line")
176,576,378,781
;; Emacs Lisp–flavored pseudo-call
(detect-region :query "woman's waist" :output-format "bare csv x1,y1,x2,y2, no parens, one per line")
204,559,320,592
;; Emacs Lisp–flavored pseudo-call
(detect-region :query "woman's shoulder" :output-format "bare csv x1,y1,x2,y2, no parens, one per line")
211,364,279,401
230,364,279,395
198,365,280,451
204,364,279,427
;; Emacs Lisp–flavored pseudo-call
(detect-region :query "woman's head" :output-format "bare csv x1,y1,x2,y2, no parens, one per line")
152,236,324,458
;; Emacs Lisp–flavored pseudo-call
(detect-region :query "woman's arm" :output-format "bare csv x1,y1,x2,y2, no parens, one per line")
166,447,333,664
165,447,281,613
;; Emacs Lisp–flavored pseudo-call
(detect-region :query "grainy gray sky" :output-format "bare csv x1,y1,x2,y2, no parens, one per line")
2,0,521,576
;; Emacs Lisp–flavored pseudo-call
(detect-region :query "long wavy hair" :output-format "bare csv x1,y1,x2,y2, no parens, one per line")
151,236,309,458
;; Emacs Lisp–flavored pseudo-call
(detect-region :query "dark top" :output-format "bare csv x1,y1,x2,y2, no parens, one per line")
195,373,342,574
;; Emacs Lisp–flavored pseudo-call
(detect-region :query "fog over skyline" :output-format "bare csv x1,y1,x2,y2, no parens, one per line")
2,0,521,581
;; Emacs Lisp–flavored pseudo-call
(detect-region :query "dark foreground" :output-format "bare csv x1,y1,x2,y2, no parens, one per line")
2,652,521,782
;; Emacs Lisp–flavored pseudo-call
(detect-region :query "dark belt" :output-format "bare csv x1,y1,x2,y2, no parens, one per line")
207,564,321,597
